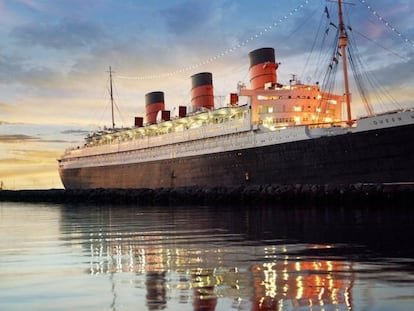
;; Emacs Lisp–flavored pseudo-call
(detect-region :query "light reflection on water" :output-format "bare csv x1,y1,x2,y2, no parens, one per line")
0,202,413,311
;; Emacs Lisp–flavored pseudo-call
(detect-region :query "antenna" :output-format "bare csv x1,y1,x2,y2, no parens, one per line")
108,66,115,129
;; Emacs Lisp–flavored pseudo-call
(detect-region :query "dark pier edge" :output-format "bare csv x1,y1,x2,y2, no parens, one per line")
0,183,413,207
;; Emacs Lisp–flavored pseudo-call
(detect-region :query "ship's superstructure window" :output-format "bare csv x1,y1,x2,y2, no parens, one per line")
257,95,281,100
242,85,344,128
259,105,275,114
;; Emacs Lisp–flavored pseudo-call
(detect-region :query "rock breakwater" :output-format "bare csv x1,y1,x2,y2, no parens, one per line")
0,183,413,206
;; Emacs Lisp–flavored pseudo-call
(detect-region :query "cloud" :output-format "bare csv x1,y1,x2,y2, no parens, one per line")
160,0,218,36
0,53,26,83
155,0,238,54
11,17,108,50
11,148,62,160
60,129,87,134
16,0,49,13
0,134,39,143
0,133,69,144
0,102,17,112
0,153,63,190
0,157,32,166
0,50,67,90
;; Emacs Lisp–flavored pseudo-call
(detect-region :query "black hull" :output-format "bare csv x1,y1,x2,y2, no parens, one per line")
59,124,414,189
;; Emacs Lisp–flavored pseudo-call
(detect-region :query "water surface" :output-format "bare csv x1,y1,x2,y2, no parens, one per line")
1,202,413,310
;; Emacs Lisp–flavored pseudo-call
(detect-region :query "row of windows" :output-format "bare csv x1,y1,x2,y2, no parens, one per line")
258,105,319,114
258,95,318,100
258,105,336,115
263,118,296,124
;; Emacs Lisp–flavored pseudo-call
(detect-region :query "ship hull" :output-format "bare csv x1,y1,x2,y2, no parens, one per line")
59,124,414,189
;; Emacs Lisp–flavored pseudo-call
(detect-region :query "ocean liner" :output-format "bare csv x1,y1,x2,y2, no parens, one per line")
58,1,414,189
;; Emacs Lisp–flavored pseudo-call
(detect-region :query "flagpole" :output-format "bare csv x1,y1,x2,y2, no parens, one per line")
337,0,353,125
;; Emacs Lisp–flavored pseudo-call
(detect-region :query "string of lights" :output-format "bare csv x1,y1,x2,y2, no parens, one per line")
117,0,310,80
359,0,414,48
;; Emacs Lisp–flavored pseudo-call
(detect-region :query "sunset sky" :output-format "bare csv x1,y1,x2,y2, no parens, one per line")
0,0,413,189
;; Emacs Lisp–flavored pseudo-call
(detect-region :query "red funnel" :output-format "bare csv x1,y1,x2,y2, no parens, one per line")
249,47,278,90
145,91,165,124
191,72,214,112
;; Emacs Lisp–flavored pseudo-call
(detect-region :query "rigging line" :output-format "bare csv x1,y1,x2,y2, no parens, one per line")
359,0,414,48
277,2,324,80
347,49,375,116
98,74,127,128
87,78,110,129
112,82,128,127
321,30,340,92
353,30,410,62
313,8,336,82
117,0,310,81
301,8,325,79
92,75,115,129
347,32,401,113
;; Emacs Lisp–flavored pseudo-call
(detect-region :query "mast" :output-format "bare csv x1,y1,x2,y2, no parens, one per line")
109,66,115,129
337,0,353,125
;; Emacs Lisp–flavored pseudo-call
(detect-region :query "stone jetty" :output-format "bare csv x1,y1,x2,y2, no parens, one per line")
0,183,413,206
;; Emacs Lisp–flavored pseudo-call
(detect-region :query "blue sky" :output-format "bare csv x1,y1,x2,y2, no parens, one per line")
0,0,413,189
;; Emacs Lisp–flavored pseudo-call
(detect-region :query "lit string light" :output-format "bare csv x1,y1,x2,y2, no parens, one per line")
359,0,414,48
118,0,310,80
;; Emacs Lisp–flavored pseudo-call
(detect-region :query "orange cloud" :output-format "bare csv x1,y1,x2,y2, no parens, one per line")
0,150,63,189
0,138,64,189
